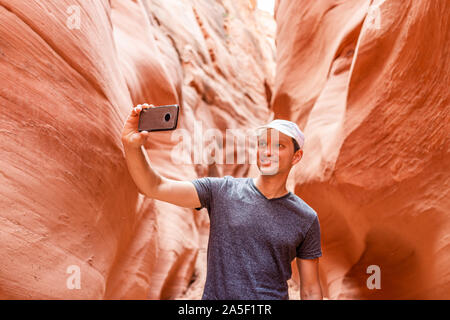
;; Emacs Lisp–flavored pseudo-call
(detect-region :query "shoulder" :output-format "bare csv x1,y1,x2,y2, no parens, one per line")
223,175,252,186
289,193,318,221
212,175,251,193
192,175,236,191
221,175,245,186
223,175,247,182
219,175,248,184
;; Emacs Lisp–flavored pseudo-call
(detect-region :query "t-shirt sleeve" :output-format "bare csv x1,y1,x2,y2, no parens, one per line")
190,177,223,211
296,216,322,259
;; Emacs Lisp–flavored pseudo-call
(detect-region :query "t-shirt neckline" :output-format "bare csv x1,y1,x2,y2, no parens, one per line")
249,178,292,201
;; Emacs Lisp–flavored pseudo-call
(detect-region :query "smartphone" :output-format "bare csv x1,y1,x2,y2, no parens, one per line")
138,104,179,132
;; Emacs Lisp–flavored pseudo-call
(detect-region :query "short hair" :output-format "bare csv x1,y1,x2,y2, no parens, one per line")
292,138,300,153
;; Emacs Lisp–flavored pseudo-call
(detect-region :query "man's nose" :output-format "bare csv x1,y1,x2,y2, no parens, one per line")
263,145,272,157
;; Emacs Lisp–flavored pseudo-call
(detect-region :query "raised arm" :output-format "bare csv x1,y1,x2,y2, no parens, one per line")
121,103,201,209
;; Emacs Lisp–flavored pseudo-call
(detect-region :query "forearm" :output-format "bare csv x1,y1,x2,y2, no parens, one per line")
122,144,162,197
300,284,323,300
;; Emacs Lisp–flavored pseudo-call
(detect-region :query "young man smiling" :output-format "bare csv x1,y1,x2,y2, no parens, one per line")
121,104,323,300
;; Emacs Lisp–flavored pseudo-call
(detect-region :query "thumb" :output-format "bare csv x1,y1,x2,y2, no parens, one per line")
139,130,149,140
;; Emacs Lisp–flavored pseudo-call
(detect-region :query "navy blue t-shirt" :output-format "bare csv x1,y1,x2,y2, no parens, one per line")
191,175,322,300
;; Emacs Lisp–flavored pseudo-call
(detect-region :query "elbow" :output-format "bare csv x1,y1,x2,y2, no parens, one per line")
132,182,149,197
140,176,164,199
137,188,151,198
137,185,156,199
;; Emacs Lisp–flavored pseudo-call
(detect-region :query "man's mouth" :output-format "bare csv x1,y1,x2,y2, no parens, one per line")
261,158,278,166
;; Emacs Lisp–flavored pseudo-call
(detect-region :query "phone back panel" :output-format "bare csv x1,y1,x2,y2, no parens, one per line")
138,104,179,132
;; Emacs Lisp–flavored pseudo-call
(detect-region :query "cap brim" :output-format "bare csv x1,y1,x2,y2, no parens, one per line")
255,125,296,141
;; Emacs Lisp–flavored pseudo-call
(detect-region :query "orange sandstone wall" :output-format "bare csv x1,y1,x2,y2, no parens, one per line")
274,0,450,299
0,0,274,299
2,0,447,301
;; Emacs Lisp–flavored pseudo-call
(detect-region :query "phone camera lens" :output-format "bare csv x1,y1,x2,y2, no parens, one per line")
164,113,171,122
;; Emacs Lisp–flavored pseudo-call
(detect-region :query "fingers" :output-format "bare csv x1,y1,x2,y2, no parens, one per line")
128,130,149,145
139,130,149,142
131,104,142,117
131,103,155,116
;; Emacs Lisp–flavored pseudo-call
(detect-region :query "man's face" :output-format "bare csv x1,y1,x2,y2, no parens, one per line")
256,128,301,175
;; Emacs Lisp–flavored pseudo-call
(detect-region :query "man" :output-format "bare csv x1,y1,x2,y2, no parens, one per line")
121,103,323,300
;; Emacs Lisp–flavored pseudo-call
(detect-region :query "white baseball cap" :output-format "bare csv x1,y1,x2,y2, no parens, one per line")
256,119,305,149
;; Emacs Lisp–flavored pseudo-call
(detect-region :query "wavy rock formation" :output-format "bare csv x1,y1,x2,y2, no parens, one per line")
274,0,449,299
0,0,274,299
2,0,447,300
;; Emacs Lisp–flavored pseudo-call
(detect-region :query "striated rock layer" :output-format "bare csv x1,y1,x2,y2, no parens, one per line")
273,0,450,299
3,0,447,300
0,0,274,299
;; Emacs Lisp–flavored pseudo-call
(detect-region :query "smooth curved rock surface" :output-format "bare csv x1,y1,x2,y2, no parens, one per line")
3,0,447,300
274,0,449,299
0,0,274,299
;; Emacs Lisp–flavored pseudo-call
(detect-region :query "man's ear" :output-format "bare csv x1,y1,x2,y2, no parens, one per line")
292,149,303,165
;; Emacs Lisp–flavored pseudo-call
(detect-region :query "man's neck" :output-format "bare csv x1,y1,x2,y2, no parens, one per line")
253,174,289,199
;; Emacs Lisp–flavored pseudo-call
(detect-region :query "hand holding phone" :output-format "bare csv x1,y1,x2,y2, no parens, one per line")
121,103,179,149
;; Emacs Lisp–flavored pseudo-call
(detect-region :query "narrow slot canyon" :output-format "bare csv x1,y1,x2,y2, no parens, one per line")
0,0,448,300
